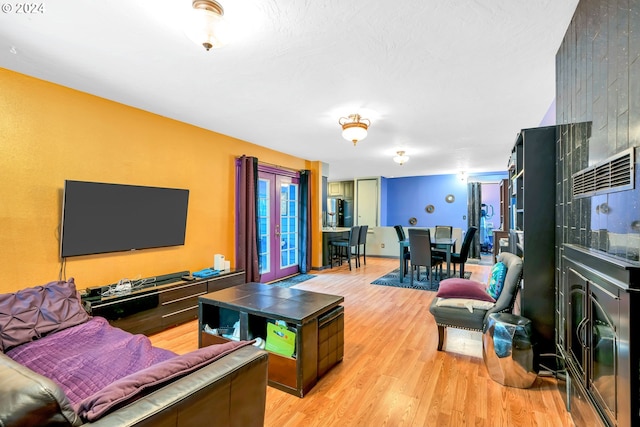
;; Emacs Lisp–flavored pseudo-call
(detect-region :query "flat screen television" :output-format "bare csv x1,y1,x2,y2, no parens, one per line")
60,180,189,258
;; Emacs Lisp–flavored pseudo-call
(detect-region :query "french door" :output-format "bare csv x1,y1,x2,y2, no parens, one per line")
257,170,300,282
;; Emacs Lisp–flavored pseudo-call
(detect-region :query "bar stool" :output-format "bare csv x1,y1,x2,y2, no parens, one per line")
357,225,368,267
330,226,360,270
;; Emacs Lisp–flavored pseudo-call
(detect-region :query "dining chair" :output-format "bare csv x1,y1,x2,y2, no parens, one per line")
357,225,368,267
408,228,443,286
394,225,410,276
433,225,453,255
450,226,478,278
329,226,361,271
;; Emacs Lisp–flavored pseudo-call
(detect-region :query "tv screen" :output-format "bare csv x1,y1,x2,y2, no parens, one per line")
60,180,189,258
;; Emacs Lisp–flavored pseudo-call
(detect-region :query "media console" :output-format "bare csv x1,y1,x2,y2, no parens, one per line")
82,269,245,336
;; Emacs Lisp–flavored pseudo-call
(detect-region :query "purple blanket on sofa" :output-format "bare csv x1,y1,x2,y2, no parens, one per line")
6,316,176,406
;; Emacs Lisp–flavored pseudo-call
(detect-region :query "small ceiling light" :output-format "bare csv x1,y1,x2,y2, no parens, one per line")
393,151,409,165
186,0,225,51
338,114,370,146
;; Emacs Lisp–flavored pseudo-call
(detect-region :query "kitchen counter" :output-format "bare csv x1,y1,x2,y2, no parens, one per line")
322,227,351,232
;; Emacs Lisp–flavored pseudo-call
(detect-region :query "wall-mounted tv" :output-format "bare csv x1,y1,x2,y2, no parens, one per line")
60,180,189,258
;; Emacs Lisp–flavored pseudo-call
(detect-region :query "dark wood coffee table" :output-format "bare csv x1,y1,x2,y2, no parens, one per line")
198,282,344,397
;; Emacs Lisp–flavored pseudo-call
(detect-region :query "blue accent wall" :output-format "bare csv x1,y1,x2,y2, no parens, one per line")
380,177,388,226
384,172,508,231
385,174,469,229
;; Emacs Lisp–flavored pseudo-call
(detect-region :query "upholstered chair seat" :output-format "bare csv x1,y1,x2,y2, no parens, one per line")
429,251,523,351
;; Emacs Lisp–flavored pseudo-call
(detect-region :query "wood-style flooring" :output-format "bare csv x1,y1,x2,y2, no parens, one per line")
150,256,574,427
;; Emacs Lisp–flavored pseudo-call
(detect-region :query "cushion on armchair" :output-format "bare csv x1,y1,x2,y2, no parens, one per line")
435,278,496,313
0,278,90,353
435,298,496,313
436,278,495,302
487,261,508,299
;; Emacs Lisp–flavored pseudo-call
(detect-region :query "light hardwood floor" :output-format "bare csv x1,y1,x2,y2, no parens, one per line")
150,256,574,427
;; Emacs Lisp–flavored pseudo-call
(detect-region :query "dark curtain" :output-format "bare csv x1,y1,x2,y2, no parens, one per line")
467,182,482,260
236,156,260,282
298,170,312,274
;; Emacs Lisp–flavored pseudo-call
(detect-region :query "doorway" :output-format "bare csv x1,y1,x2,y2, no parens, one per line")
257,170,300,282
356,178,378,226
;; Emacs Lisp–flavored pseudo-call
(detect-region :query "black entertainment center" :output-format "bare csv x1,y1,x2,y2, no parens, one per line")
62,179,245,337
82,269,245,335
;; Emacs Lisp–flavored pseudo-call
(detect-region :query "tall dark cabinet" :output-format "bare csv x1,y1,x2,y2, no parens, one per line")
507,125,557,368
555,1,640,425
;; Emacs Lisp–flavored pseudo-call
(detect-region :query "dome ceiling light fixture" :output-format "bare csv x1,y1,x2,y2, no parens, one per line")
393,150,409,165
187,0,225,51
338,114,370,146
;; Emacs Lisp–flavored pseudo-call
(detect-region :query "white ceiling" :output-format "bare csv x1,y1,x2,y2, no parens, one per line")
0,0,579,180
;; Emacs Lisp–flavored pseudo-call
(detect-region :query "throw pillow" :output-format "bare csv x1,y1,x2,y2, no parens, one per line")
487,262,508,300
435,297,496,313
436,278,495,302
0,278,90,352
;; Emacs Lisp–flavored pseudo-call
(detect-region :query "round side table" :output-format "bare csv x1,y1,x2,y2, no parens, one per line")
482,312,537,388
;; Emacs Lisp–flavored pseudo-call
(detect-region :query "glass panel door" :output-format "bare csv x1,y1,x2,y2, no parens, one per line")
279,179,299,272
257,177,272,278
258,171,299,282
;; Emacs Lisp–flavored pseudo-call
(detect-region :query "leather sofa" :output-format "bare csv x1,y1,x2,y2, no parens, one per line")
0,344,268,427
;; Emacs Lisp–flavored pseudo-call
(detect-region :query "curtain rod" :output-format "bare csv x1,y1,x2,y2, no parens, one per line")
237,156,303,173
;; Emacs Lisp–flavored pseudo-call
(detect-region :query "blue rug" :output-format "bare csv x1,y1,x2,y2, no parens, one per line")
371,269,471,291
270,274,317,288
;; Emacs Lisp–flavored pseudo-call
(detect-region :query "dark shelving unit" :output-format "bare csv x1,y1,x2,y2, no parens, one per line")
507,125,557,369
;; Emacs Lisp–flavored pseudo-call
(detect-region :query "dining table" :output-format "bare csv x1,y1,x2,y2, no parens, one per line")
398,236,457,283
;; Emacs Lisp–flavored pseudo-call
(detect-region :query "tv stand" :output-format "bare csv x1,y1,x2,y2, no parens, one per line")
82,269,245,335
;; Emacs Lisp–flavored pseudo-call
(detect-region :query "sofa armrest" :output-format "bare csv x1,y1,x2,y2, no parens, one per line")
82,345,269,427
0,352,82,427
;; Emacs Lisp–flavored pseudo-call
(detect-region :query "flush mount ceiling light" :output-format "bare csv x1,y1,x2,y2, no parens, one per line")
393,151,409,165
186,0,225,51
338,114,370,146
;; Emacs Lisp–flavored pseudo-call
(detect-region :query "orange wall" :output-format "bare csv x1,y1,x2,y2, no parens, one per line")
0,68,321,292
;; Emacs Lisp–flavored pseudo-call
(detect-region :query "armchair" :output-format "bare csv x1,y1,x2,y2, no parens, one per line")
428,251,523,351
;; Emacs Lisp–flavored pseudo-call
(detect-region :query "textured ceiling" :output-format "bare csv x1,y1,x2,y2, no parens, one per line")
0,0,579,180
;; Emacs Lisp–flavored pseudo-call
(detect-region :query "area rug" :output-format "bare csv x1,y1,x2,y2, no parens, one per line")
371,269,471,291
270,274,317,288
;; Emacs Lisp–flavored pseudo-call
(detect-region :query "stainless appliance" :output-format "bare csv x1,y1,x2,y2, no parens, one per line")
327,198,353,227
